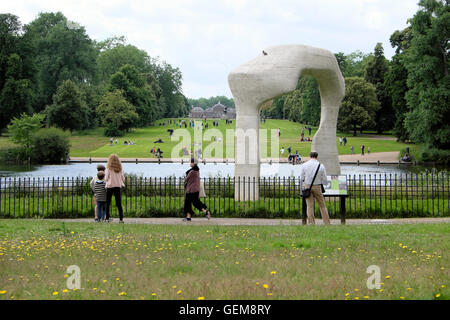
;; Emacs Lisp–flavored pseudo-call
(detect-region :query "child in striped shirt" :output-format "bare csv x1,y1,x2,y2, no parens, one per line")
93,171,107,222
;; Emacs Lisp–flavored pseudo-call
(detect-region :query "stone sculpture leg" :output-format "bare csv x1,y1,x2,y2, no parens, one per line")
228,45,345,201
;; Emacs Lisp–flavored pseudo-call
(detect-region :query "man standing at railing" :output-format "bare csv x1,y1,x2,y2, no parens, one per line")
300,151,330,225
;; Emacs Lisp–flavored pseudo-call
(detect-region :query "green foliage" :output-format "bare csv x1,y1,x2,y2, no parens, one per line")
7,113,44,150
262,76,321,125
187,96,235,109
108,64,159,126
97,90,139,136
335,51,373,78
45,80,90,131
386,28,411,141
421,147,450,165
403,0,450,150
365,43,394,134
30,127,71,164
24,12,98,111
338,77,380,135
0,45,34,132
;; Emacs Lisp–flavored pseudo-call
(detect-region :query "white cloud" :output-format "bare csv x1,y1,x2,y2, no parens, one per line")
1,0,420,98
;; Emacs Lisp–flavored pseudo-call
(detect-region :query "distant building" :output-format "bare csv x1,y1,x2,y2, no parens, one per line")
189,102,236,119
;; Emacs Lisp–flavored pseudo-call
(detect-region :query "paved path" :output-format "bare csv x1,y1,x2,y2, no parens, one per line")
70,152,401,165
53,217,450,226
339,152,400,164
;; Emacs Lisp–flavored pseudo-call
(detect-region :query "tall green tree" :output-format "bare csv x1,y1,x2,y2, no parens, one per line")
96,43,153,83
97,90,139,136
24,12,97,111
365,43,394,133
0,14,36,133
108,64,159,126
0,54,34,131
45,80,90,131
153,61,186,117
385,28,412,141
403,0,450,149
338,77,380,136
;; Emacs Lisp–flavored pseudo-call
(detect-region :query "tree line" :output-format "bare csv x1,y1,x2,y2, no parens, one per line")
0,12,189,137
262,0,449,161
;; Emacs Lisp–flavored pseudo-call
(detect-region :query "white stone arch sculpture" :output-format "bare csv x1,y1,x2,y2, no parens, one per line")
228,45,345,201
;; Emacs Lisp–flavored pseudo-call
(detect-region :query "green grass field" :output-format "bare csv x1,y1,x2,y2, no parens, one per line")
0,220,448,300
0,119,415,159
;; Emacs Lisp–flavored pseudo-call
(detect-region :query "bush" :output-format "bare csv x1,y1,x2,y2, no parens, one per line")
31,128,71,164
0,147,28,163
421,147,450,166
104,126,124,137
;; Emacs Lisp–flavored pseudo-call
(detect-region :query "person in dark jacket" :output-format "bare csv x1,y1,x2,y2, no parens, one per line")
183,158,211,222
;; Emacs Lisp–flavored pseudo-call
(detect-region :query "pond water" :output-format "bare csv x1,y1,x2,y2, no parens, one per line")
0,162,445,178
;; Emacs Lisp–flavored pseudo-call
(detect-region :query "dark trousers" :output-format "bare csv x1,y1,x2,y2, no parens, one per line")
184,192,207,215
106,187,123,220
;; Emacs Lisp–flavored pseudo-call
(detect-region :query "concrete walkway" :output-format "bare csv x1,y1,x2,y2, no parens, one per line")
69,152,402,165
54,217,450,226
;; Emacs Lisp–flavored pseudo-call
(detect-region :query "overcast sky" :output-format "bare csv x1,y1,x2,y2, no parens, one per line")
2,0,420,99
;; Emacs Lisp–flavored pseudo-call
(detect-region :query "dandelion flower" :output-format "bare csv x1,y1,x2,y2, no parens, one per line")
118,292,127,296
270,271,277,275
435,293,441,298
177,290,182,295
385,276,391,279
198,297,205,300
263,284,269,289
0,290,6,295
52,291,59,296
62,289,69,293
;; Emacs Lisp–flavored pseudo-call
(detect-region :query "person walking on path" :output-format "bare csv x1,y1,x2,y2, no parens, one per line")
339,137,343,147
183,158,211,222
343,136,347,147
105,154,125,223
361,145,365,156
300,151,330,225
351,145,354,155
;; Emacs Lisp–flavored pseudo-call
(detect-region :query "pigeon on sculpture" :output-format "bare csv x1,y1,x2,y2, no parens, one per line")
262,50,268,56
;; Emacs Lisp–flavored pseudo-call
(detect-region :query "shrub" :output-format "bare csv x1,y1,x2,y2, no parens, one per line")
0,147,28,163
421,147,450,166
104,125,124,137
31,128,71,164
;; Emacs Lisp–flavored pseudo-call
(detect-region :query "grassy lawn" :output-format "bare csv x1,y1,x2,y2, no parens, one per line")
0,220,448,300
0,119,415,159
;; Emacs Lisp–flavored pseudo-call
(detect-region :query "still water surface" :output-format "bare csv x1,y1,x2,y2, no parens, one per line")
0,162,444,178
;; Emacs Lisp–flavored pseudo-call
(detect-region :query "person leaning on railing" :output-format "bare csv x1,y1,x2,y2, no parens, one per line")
105,154,125,223
300,151,330,225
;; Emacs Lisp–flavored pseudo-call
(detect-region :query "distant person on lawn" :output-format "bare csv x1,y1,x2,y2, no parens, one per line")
183,158,211,222
105,154,125,223
300,151,330,225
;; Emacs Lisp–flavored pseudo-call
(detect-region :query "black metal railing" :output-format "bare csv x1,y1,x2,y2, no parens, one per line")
0,173,448,219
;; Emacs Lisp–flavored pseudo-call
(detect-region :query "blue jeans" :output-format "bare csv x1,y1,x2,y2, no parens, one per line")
97,201,106,220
